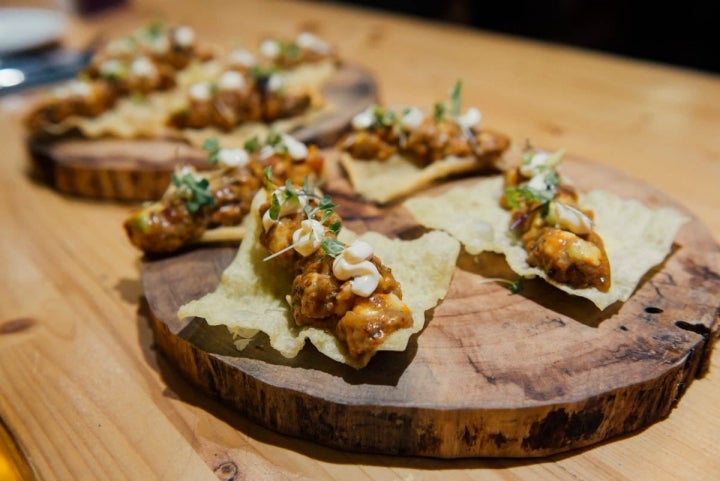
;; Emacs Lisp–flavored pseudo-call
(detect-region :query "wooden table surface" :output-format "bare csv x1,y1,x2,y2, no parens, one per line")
1,1,718,480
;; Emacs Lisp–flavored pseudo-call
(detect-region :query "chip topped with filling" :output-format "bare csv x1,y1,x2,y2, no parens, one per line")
124,132,325,255
25,25,340,147
404,148,689,310
337,81,510,204
177,178,460,368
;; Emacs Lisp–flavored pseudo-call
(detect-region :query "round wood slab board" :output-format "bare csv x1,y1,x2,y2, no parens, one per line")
27,64,378,201
143,157,720,458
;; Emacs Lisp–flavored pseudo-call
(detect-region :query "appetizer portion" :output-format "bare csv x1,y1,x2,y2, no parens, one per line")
124,133,324,255
178,179,460,368
258,181,412,361
166,68,314,132
337,81,510,204
25,22,213,137
24,25,342,146
404,147,688,309
499,148,611,292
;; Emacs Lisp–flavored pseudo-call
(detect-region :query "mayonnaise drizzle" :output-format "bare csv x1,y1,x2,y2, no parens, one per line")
218,70,246,91
130,56,158,78
332,240,380,297
262,187,309,231
217,148,249,168
291,219,325,256
173,26,195,48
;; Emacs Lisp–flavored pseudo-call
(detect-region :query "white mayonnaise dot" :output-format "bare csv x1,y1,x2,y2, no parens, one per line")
267,74,283,91
457,106,482,130
527,173,551,192
149,35,170,54
352,105,375,130
400,106,424,130
552,202,593,235
260,39,280,58
228,48,256,68
189,81,213,101
520,151,550,177
332,240,380,297
52,80,92,99
343,240,373,263
218,70,246,91
99,59,125,78
296,32,330,54
106,37,134,56
262,187,309,231
173,26,195,48
130,56,158,78
281,134,309,159
292,219,325,257
217,148,249,167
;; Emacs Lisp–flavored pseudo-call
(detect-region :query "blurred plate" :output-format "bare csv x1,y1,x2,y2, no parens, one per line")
0,8,68,56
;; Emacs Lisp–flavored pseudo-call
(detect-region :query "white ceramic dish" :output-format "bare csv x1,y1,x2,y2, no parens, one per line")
0,8,68,56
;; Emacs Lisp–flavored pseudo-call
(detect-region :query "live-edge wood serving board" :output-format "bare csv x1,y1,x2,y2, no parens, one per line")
27,64,378,201
142,158,719,458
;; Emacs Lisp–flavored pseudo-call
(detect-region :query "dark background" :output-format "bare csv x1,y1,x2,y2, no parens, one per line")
331,1,719,74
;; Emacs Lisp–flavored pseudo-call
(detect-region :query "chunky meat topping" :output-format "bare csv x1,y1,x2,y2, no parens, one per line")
124,137,324,255
258,182,412,360
339,83,509,168
500,148,611,292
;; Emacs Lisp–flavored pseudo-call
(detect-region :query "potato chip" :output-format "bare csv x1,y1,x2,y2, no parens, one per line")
404,176,688,310
340,152,485,204
178,192,460,368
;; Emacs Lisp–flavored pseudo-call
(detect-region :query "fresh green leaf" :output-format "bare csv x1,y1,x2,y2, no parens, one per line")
508,277,523,294
433,102,446,122
327,220,342,234
449,80,462,117
244,136,261,153
269,191,281,220
202,138,221,164
321,237,345,257
173,172,214,213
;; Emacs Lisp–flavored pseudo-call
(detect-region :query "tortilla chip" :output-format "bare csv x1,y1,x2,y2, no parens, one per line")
404,176,689,310
178,192,460,368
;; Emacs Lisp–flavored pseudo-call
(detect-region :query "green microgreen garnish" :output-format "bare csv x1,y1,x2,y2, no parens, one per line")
202,137,221,164
479,277,524,294
321,237,345,257
449,80,463,117
266,130,284,149
433,102,446,122
504,186,555,211
372,106,397,127
244,136,261,153
281,40,301,60
144,21,165,40
433,80,464,121
249,65,282,81
172,172,215,213
327,220,342,235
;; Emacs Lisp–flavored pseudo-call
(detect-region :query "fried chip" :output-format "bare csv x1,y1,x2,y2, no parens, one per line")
404,176,689,310
340,152,485,204
34,59,336,145
178,192,460,368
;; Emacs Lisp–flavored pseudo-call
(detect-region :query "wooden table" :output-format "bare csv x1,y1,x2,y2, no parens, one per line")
1,1,718,479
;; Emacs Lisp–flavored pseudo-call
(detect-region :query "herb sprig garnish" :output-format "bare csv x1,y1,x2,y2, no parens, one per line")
172,171,215,213
263,169,345,260
478,277,524,294
202,137,221,164
433,79,463,121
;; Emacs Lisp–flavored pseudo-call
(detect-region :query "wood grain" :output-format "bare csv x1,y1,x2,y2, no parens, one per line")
143,158,720,458
26,64,378,201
